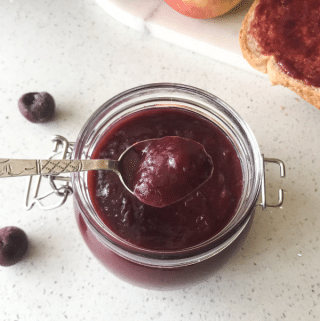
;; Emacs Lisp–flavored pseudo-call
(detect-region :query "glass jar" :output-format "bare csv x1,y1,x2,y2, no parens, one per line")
70,83,284,289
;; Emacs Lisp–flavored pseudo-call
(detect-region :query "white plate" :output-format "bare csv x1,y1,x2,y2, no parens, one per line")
95,0,262,75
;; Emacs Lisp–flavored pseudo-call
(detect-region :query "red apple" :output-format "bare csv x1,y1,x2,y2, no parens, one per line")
164,0,242,19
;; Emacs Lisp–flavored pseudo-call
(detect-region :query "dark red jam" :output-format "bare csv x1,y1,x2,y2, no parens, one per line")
119,136,214,208
249,0,320,87
88,108,243,251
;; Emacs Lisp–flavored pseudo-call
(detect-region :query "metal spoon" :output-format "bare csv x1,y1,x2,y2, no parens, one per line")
0,137,213,203
0,147,135,193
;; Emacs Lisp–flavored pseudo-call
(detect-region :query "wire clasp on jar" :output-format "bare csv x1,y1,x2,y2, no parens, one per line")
258,154,286,210
24,135,74,211
24,137,286,212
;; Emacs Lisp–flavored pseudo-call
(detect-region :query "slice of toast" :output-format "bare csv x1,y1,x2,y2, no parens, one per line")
239,0,320,109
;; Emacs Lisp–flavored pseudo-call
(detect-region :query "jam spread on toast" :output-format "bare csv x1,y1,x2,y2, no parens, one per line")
249,0,320,87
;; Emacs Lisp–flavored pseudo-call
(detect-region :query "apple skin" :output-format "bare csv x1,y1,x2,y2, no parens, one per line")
164,0,242,19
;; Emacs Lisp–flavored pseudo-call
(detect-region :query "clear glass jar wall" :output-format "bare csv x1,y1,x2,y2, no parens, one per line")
71,83,263,289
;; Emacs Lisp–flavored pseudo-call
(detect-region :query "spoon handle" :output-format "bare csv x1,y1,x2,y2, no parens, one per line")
0,158,118,178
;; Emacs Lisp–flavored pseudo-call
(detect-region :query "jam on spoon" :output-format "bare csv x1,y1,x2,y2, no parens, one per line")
119,136,214,208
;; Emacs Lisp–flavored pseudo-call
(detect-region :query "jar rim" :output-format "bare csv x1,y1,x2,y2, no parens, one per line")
71,83,263,267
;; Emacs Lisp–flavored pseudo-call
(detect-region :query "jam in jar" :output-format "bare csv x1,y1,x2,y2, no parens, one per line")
71,84,263,289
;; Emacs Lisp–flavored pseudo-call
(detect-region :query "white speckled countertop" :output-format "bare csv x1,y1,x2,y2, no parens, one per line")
0,1,320,320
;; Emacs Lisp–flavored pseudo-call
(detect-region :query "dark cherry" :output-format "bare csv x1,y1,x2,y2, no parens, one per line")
0,226,28,267
18,92,55,123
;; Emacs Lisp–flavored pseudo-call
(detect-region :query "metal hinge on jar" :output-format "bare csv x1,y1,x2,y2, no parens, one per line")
24,137,286,211
257,155,286,210
24,135,74,211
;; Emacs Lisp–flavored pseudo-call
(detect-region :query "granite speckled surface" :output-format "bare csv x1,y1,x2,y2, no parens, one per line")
0,0,320,320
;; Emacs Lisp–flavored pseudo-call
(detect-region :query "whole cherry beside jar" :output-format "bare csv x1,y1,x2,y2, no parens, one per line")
0,226,28,267
18,92,55,123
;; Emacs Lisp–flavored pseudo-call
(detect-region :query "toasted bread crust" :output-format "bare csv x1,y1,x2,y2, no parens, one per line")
239,0,320,109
